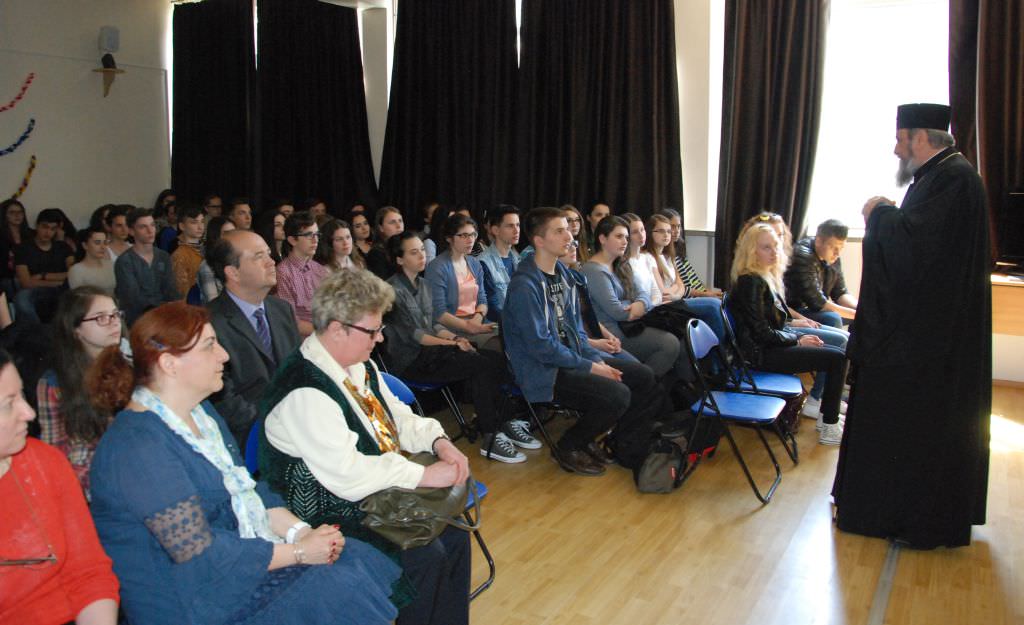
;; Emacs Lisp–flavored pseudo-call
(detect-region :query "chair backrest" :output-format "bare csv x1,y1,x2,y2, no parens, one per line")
380,371,416,406
244,419,261,475
719,292,737,339
687,318,720,361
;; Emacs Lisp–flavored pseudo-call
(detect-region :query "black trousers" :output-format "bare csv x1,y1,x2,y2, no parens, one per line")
399,345,512,434
552,357,665,451
759,344,848,423
396,525,471,625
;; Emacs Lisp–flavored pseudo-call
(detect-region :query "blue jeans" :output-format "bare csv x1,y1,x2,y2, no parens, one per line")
796,307,845,329
14,286,62,324
683,296,726,341
787,324,848,399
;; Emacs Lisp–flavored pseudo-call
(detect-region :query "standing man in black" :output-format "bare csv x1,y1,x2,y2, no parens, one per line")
833,103,991,549
207,230,301,447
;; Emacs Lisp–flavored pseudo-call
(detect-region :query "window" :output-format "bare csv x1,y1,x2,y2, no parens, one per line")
804,0,949,237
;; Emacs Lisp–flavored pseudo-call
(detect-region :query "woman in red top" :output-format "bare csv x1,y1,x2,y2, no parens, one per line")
0,348,119,625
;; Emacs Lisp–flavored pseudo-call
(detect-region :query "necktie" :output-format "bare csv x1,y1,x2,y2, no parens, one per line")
252,308,273,358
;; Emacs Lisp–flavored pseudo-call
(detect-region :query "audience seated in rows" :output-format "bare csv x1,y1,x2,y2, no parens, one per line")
276,211,327,337
784,218,858,328
36,287,122,497
114,208,179,326
352,211,374,260
228,197,253,231
202,194,224,218
170,203,207,298
384,231,532,464
366,206,404,279
254,208,286,264
88,302,401,625
14,208,73,324
207,230,301,447
726,223,849,444
0,199,31,299
104,205,133,258
68,225,116,292
258,270,471,625
0,349,120,625
316,218,366,271
197,216,237,303
153,188,179,252
477,204,521,323
423,204,454,265
503,207,673,476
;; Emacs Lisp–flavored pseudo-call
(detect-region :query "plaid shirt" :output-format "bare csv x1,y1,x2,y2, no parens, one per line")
36,372,98,499
276,255,328,323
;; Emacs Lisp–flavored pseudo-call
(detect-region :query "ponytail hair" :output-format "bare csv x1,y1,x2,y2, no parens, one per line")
88,302,210,413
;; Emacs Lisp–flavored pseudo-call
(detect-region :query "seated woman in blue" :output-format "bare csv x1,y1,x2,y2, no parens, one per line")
87,302,400,625
424,213,497,349
581,216,688,381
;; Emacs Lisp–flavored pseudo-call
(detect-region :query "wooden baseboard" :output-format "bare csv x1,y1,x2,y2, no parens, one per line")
994,379,1024,388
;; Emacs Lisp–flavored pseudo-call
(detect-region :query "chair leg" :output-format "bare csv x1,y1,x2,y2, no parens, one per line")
525,403,561,461
467,512,495,601
440,386,475,443
772,422,800,465
719,423,782,505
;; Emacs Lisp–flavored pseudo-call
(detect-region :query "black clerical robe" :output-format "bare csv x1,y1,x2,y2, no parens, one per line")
832,147,992,548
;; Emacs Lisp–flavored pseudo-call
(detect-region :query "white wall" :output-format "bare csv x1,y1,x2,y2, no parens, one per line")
0,0,171,227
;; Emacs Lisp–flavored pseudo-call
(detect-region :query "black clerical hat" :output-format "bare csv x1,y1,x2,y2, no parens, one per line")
896,103,951,131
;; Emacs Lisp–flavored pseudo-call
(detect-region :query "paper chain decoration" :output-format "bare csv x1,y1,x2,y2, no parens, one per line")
0,118,35,157
11,154,37,199
0,73,34,113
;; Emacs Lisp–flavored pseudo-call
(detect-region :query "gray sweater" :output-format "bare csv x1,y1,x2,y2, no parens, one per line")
383,273,448,374
114,247,180,325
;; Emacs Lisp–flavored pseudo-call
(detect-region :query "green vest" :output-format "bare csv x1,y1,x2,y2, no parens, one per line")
257,351,414,607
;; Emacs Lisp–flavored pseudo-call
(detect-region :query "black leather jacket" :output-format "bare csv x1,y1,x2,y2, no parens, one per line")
783,237,848,310
726,273,798,365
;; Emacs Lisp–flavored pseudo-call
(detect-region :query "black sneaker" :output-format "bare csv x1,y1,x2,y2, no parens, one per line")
501,419,542,449
479,432,527,463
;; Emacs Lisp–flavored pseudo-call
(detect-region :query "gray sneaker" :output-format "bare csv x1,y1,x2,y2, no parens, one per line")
501,419,542,449
480,432,527,463
818,422,843,446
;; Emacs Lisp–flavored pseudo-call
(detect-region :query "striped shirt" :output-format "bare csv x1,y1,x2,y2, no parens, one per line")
674,255,706,291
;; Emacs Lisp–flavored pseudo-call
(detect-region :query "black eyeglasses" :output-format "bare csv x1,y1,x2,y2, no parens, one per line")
453,232,478,240
80,310,125,326
343,322,386,338
294,231,320,239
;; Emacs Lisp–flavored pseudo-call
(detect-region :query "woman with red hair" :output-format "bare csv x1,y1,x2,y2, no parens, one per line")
87,302,401,625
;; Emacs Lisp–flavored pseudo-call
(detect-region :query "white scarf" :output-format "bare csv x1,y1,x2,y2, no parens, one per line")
132,387,281,543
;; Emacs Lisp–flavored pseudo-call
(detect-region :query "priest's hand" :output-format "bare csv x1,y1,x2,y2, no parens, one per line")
862,196,894,222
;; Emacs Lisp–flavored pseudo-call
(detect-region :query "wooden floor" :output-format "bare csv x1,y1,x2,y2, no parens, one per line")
437,385,1024,625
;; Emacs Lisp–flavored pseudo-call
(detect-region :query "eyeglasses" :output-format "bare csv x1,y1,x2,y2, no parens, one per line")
453,232,478,240
80,310,125,326
566,217,582,224
294,231,321,239
343,322,386,338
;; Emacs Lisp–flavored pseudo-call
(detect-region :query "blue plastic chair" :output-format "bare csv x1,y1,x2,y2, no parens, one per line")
375,364,476,443
684,318,786,504
244,420,261,475
382,371,495,600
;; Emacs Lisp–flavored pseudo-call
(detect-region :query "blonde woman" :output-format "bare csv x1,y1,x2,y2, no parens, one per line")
725,224,847,445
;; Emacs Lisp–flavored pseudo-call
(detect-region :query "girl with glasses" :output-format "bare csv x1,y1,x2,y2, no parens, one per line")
36,286,124,498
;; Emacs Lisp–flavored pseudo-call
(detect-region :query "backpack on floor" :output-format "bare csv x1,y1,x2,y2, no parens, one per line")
633,438,687,494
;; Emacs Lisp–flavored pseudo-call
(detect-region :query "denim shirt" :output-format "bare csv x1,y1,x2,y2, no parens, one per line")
477,244,520,321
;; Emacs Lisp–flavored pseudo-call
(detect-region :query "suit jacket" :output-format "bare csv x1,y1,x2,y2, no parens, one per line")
207,291,301,446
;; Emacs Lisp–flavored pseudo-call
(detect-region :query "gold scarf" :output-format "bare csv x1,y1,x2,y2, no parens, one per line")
343,369,401,454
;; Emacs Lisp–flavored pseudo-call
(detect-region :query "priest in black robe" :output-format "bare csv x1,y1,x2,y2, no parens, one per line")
832,103,991,549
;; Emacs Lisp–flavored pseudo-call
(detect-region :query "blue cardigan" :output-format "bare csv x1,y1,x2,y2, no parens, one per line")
424,249,487,324
502,256,604,403
579,261,654,338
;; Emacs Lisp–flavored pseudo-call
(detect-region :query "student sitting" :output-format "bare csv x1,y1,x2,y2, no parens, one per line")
254,208,286,264
0,349,120,625
227,197,253,230
170,203,207,299
13,208,74,324
88,302,401,625
68,225,116,292
365,206,405,279
276,211,327,337
114,208,179,326
104,204,133,258
316,219,366,271
784,219,858,328
726,224,848,445
477,204,521,322
658,208,722,298
196,216,237,303
424,214,498,348
503,207,669,476
384,232,533,463
207,230,301,447
36,287,122,498
581,216,688,381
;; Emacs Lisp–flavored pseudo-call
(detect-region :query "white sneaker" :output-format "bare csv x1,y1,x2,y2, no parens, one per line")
801,395,822,419
818,422,843,445
816,413,846,432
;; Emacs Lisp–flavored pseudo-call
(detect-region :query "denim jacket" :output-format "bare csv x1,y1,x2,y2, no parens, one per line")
477,244,520,321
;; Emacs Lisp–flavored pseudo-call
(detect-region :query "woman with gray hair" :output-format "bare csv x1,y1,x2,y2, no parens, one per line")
259,268,472,625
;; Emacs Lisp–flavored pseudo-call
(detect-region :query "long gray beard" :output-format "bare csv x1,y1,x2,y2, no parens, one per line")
896,156,918,186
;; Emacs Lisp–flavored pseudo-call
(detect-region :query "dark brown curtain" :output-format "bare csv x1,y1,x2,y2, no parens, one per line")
950,0,1024,261
714,0,828,287
171,0,256,203
258,0,377,216
378,0,518,227
513,0,683,217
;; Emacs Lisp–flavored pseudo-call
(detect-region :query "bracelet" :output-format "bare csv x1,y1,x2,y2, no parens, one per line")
293,545,306,565
286,521,310,544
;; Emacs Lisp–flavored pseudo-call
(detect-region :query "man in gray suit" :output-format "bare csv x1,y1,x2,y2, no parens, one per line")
207,230,301,446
